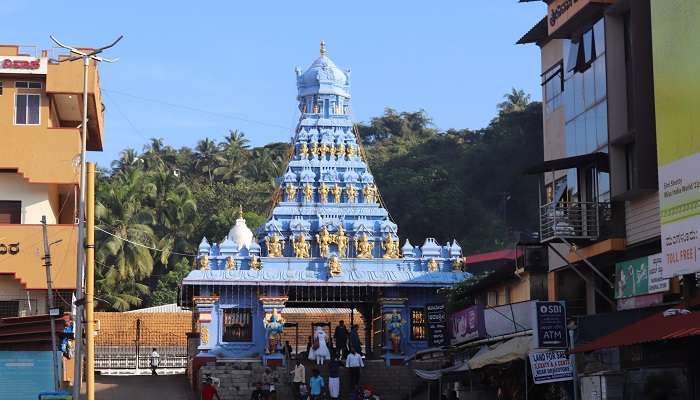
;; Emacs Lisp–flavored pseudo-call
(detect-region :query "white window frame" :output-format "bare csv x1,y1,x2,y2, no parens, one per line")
14,93,42,126
15,81,42,89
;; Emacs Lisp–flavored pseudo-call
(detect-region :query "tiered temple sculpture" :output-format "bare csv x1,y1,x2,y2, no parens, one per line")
180,42,468,366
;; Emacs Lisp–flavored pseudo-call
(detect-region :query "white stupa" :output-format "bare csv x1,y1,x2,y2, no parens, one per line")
227,206,253,250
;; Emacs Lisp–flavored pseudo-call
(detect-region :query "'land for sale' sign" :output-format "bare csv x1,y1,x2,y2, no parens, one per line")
529,350,573,384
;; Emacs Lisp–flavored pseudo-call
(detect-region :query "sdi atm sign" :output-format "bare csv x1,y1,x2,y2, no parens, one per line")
532,301,568,349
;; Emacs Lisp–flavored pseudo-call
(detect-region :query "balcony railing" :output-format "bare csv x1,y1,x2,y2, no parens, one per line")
539,201,610,242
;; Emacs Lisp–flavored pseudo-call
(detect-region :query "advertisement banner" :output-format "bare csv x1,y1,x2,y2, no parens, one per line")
651,0,700,278
0,56,48,75
449,304,485,346
532,301,568,349
426,303,448,348
528,350,573,384
615,254,669,299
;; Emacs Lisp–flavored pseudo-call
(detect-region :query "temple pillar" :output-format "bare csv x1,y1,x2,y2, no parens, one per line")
378,297,408,367
259,295,289,366
191,295,219,388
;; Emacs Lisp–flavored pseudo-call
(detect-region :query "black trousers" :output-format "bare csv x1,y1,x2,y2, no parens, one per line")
349,367,361,386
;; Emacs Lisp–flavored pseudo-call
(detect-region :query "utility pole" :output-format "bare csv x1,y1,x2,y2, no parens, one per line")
49,34,122,400
41,215,60,391
86,162,96,400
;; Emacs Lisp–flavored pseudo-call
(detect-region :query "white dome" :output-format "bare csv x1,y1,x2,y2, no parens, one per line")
228,210,254,250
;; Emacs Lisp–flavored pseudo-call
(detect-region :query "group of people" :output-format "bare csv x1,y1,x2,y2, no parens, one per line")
291,348,367,400
306,320,363,365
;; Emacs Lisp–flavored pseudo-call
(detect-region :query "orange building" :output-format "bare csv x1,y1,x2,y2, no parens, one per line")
0,44,104,318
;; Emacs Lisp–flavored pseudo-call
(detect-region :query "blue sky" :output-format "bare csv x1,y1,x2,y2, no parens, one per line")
4,1,545,167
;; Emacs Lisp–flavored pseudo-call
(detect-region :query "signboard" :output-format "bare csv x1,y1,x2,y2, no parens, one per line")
651,0,700,278
532,301,567,349
0,56,48,75
547,0,614,35
0,351,56,400
615,254,670,299
528,350,573,384
426,303,448,347
617,293,664,311
449,304,485,346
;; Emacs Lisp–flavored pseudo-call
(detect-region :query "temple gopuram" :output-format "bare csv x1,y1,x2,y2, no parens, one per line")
179,42,469,367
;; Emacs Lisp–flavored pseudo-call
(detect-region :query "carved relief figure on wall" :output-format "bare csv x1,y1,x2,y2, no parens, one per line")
200,255,209,271
264,308,285,354
316,226,332,258
285,184,297,202
381,235,400,259
354,232,374,259
328,256,342,276
299,142,309,160
363,184,377,204
320,143,328,159
346,144,355,159
303,183,314,202
337,142,346,159
335,225,349,257
225,256,236,271
346,184,357,203
293,234,311,258
332,184,342,203
250,255,262,271
311,142,319,158
318,183,329,204
427,258,438,272
265,234,285,257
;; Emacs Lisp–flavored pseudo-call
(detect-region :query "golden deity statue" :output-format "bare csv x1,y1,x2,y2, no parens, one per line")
311,142,319,158
329,143,336,158
265,234,285,257
320,143,329,159
250,255,262,271
328,256,342,277
285,184,297,202
346,184,357,203
318,183,329,204
347,144,355,159
200,255,209,271
225,256,236,271
293,235,311,258
452,258,464,272
303,183,314,202
427,258,438,272
354,232,374,259
316,226,333,258
335,225,349,257
299,143,309,159
381,235,400,259
337,143,346,159
332,184,342,203
363,184,377,203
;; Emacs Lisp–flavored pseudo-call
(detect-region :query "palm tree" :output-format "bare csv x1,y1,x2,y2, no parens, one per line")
111,148,140,174
213,148,246,184
497,88,531,114
195,138,218,185
221,129,250,154
248,147,283,184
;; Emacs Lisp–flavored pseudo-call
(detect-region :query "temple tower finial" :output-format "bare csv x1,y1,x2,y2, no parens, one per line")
238,205,243,219
320,40,327,57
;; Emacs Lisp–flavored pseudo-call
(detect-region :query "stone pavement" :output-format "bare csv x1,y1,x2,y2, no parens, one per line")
81,374,196,400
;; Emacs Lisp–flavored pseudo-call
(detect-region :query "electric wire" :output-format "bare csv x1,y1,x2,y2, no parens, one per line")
95,226,197,257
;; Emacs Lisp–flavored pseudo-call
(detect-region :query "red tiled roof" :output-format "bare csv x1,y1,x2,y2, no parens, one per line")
571,311,700,353
464,248,522,265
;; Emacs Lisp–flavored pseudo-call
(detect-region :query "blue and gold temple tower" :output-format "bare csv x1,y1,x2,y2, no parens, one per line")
180,43,469,365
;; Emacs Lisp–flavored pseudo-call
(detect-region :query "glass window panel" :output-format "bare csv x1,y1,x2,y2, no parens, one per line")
565,122,576,157
583,66,595,109
594,19,605,57
583,29,594,64
15,94,27,124
568,169,579,200
586,110,597,152
566,40,579,73
574,73,584,116
595,55,607,101
15,81,28,88
28,95,40,124
598,171,610,200
575,115,586,156
564,77,574,121
28,82,42,89
596,101,608,148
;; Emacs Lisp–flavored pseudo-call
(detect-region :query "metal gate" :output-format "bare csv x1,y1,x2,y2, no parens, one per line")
94,311,190,371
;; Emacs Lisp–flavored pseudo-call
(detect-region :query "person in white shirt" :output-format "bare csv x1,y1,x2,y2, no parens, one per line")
149,348,160,375
345,347,364,387
290,358,306,400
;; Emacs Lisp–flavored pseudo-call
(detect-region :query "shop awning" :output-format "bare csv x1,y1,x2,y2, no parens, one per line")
523,152,609,175
467,335,533,370
571,310,700,353
414,362,469,381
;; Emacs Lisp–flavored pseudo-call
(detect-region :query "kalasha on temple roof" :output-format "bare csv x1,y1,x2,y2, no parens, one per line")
179,42,469,362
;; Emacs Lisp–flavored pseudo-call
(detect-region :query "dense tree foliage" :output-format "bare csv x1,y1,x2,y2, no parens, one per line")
94,91,542,310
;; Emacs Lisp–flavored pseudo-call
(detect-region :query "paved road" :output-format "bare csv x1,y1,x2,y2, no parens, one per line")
81,374,196,400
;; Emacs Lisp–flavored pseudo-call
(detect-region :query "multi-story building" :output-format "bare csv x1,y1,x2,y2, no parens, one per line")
0,44,104,317
518,0,669,317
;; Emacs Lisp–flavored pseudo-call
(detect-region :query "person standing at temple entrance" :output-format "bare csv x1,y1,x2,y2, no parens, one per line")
334,320,349,359
290,358,306,400
346,347,364,387
349,324,363,356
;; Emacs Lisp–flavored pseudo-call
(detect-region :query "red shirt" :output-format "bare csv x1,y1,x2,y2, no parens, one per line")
201,384,218,400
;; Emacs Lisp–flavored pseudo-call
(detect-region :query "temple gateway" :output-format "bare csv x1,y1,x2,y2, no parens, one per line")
179,42,469,366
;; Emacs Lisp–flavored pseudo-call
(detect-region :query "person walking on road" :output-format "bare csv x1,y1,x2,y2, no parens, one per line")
201,377,221,400
251,382,266,400
309,368,325,400
328,356,343,399
333,320,349,359
346,347,364,387
149,348,160,375
290,358,306,400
